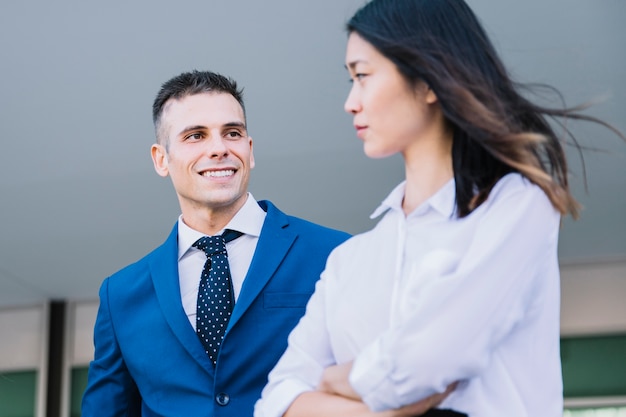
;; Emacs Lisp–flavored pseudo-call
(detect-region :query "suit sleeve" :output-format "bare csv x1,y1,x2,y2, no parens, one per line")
81,278,141,417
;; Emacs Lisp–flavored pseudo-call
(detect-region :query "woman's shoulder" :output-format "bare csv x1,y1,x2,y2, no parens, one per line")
482,173,558,219
326,209,397,259
489,173,551,204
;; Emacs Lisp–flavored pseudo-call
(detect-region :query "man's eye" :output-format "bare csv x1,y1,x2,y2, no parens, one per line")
226,131,243,139
186,133,203,140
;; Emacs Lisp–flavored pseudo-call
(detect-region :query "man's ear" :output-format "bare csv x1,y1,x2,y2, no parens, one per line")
151,143,169,177
248,136,255,170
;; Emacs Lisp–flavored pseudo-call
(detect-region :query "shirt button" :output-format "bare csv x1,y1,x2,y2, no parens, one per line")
215,393,230,406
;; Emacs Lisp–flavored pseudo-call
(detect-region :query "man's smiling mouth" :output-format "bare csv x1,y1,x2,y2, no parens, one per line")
202,169,235,178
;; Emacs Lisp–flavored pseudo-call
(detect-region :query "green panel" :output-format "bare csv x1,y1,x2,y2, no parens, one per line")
70,367,90,417
0,370,36,417
564,406,626,416
561,334,626,398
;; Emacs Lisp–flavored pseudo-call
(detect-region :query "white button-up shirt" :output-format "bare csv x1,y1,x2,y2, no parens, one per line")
178,193,266,330
255,173,563,417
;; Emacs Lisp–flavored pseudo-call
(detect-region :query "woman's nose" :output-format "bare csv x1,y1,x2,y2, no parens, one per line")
344,85,361,114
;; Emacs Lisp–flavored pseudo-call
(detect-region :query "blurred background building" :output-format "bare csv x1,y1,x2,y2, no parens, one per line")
0,0,624,416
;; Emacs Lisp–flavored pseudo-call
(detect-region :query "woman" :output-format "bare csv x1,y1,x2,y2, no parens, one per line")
255,0,624,416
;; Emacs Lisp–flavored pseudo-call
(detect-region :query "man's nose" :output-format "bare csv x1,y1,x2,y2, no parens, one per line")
206,136,229,158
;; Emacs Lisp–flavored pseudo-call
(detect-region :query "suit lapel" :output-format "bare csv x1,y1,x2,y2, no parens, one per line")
148,223,214,373
228,201,297,329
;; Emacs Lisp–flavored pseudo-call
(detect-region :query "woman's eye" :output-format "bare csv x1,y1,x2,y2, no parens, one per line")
349,73,367,83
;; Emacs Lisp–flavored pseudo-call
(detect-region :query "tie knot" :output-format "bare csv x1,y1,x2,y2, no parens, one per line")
192,229,243,257
222,229,243,243
193,236,225,257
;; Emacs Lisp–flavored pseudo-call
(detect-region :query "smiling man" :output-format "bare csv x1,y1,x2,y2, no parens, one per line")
81,70,350,417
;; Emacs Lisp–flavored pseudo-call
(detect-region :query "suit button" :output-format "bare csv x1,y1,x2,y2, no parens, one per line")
216,393,230,406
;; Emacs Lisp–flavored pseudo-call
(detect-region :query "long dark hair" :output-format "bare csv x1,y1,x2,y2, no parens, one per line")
347,0,623,218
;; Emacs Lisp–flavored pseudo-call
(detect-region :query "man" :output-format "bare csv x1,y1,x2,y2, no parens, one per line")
82,70,350,416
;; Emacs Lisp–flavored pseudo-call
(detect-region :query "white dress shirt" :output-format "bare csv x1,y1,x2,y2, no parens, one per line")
178,193,266,330
255,173,563,417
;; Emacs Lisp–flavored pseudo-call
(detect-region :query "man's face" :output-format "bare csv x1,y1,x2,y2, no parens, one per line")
151,92,254,217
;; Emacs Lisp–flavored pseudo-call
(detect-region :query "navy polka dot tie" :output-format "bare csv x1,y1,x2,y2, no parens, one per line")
193,229,243,365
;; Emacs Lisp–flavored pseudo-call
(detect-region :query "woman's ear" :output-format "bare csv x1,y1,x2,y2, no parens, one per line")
416,81,438,104
425,85,438,104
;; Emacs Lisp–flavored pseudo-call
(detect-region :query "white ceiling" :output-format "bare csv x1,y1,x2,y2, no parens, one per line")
1,0,624,308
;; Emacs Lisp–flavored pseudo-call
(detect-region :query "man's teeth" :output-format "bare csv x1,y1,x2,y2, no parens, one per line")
203,170,235,177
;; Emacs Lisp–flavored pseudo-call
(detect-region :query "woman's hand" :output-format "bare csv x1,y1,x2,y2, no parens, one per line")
377,382,458,417
284,384,456,417
317,361,360,400
317,361,457,416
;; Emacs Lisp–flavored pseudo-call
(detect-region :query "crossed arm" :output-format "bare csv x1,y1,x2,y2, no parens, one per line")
258,177,559,417
283,362,455,417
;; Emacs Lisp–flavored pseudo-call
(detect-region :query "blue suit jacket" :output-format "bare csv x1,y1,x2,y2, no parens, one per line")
82,201,350,417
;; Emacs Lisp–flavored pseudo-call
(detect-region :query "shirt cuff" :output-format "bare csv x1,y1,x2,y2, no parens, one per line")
349,338,400,412
255,380,312,417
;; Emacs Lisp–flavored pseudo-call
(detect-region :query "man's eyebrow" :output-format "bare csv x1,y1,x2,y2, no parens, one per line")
177,125,206,137
176,122,246,137
223,121,247,129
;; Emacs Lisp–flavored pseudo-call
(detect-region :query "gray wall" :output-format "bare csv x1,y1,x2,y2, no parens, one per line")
0,0,624,307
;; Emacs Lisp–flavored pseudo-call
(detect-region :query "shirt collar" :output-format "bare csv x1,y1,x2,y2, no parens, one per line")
177,193,266,260
370,181,406,219
370,179,456,219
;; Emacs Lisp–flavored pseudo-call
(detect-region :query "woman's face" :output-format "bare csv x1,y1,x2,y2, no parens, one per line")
344,32,439,159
